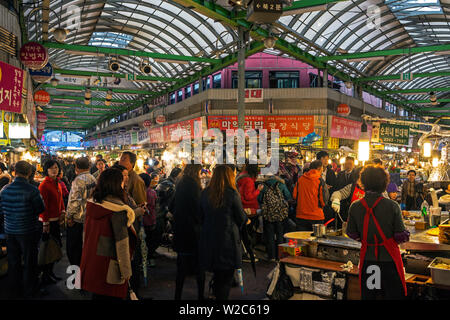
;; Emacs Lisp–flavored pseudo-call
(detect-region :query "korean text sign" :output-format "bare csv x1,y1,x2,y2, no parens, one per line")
330,116,372,140
379,123,409,145
0,61,24,113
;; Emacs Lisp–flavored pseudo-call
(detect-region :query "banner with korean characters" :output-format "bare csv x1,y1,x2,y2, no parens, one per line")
266,116,314,138
123,132,132,145
163,117,203,142
131,132,138,144
19,42,48,70
207,115,265,131
379,123,410,145
245,89,263,103
138,130,149,143
117,134,124,145
330,116,372,141
0,61,24,113
148,127,164,144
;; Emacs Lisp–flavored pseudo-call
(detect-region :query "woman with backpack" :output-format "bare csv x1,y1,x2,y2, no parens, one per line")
258,172,292,262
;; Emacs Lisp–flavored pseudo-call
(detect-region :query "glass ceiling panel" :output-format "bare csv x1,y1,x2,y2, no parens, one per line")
88,32,133,48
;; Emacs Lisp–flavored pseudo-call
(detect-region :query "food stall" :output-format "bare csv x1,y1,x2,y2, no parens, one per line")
278,209,450,300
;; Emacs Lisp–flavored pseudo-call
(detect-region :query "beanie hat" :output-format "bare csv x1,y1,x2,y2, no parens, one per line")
387,182,398,193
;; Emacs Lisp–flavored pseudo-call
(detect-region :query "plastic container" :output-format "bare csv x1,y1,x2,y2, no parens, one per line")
427,257,450,286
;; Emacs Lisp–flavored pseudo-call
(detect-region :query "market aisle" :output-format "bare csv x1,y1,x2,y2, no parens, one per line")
0,236,275,300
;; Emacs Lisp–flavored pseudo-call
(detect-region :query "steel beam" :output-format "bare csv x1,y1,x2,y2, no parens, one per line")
42,83,153,95
42,41,219,64
54,68,175,83
356,71,450,82
318,44,450,62
385,87,450,94
47,103,124,110
51,95,130,103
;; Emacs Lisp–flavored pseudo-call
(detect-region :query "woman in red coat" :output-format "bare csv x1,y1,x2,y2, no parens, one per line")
80,168,137,300
39,160,66,285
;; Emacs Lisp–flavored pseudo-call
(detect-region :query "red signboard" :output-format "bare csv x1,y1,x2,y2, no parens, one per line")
208,115,265,131
337,103,350,116
330,116,372,140
148,127,163,143
143,120,152,128
34,90,50,106
245,89,263,102
37,113,48,121
19,42,49,70
266,116,314,137
163,117,203,142
0,61,24,113
155,115,166,125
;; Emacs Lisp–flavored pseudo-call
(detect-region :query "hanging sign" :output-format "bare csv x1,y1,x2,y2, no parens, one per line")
379,123,410,145
247,0,283,23
336,103,350,116
143,120,152,128
330,116,372,141
29,62,53,83
371,122,380,143
19,42,48,70
138,130,148,142
148,127,163,144
243,89,263,103
34,90,50,106
155,115,166,125
400,73,413,81
0,61,24,113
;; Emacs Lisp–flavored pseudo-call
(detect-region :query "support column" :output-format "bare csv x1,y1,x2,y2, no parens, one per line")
199,76,203,93
237,26,246,130
323,69,328,88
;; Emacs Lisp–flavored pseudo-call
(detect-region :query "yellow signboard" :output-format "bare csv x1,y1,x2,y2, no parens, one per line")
327,137,339,150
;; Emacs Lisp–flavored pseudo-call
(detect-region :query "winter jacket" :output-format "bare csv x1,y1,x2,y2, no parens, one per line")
172,176,202,254
39,176,65,223
346,192,409,262
236,172,260,211
156,176,177,216
80,197,137,299
66,172,97,223
257,176,292,204
127,169,147,206
199,187,248,272
143,187,157,227
0,177,45,234
293,169,328,221
59,180,69,198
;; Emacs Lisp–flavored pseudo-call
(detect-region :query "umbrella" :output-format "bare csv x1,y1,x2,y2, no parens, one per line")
241,225,256,277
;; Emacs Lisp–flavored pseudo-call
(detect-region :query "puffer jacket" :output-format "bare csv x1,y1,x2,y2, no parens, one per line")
0,177,45,234
236,172,260,210
293,169,328,221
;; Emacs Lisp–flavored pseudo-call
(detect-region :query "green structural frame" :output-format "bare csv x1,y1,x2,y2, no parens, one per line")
356,71,450,82
54,68,176,83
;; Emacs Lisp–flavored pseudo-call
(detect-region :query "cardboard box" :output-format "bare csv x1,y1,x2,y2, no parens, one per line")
278,242,306,258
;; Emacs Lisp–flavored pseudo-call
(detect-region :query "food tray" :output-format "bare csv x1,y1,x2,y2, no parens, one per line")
427,257,450,286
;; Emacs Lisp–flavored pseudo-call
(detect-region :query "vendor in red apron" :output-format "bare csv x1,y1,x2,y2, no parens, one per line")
346,165,410,300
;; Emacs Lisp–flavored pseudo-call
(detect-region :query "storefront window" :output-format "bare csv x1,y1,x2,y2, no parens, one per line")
232,71,262,88
213,73,221,88
269,71,299,88
177,90,183,102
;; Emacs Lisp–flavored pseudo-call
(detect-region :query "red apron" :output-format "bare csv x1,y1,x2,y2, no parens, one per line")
358,197,407,297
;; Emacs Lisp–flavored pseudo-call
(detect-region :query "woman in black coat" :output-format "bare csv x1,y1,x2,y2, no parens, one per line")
172,163,204,300
199,165,248,300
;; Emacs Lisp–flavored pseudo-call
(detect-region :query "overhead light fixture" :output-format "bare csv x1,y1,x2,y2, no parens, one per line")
264,36,277,49
423,140,432,158
105,89,112,106
93,76,101,85
358,120,370,162
140,58,152,75
50,77,59,86
113,77,121,85
53,27,68,43
282,4,327,15
347,56,385,62
429,91,437,103
85,88,91,99
108,57,120,72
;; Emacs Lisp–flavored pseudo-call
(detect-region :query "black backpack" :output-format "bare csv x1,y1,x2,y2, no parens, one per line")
261,182,289,222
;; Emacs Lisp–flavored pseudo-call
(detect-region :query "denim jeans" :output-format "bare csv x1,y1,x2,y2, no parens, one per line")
263,220,284,260
7,231,40,298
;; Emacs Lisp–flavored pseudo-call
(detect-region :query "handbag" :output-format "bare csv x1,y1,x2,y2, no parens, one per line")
38,235,63,266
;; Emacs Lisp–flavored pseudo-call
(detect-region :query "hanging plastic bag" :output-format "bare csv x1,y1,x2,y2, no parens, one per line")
38,235,62,266
266,262,294,300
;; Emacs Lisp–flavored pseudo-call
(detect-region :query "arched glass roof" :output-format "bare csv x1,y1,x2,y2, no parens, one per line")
23,0,450,129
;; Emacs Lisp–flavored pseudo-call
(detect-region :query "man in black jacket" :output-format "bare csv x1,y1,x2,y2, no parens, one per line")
0,161,45,299
336,156,356,190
